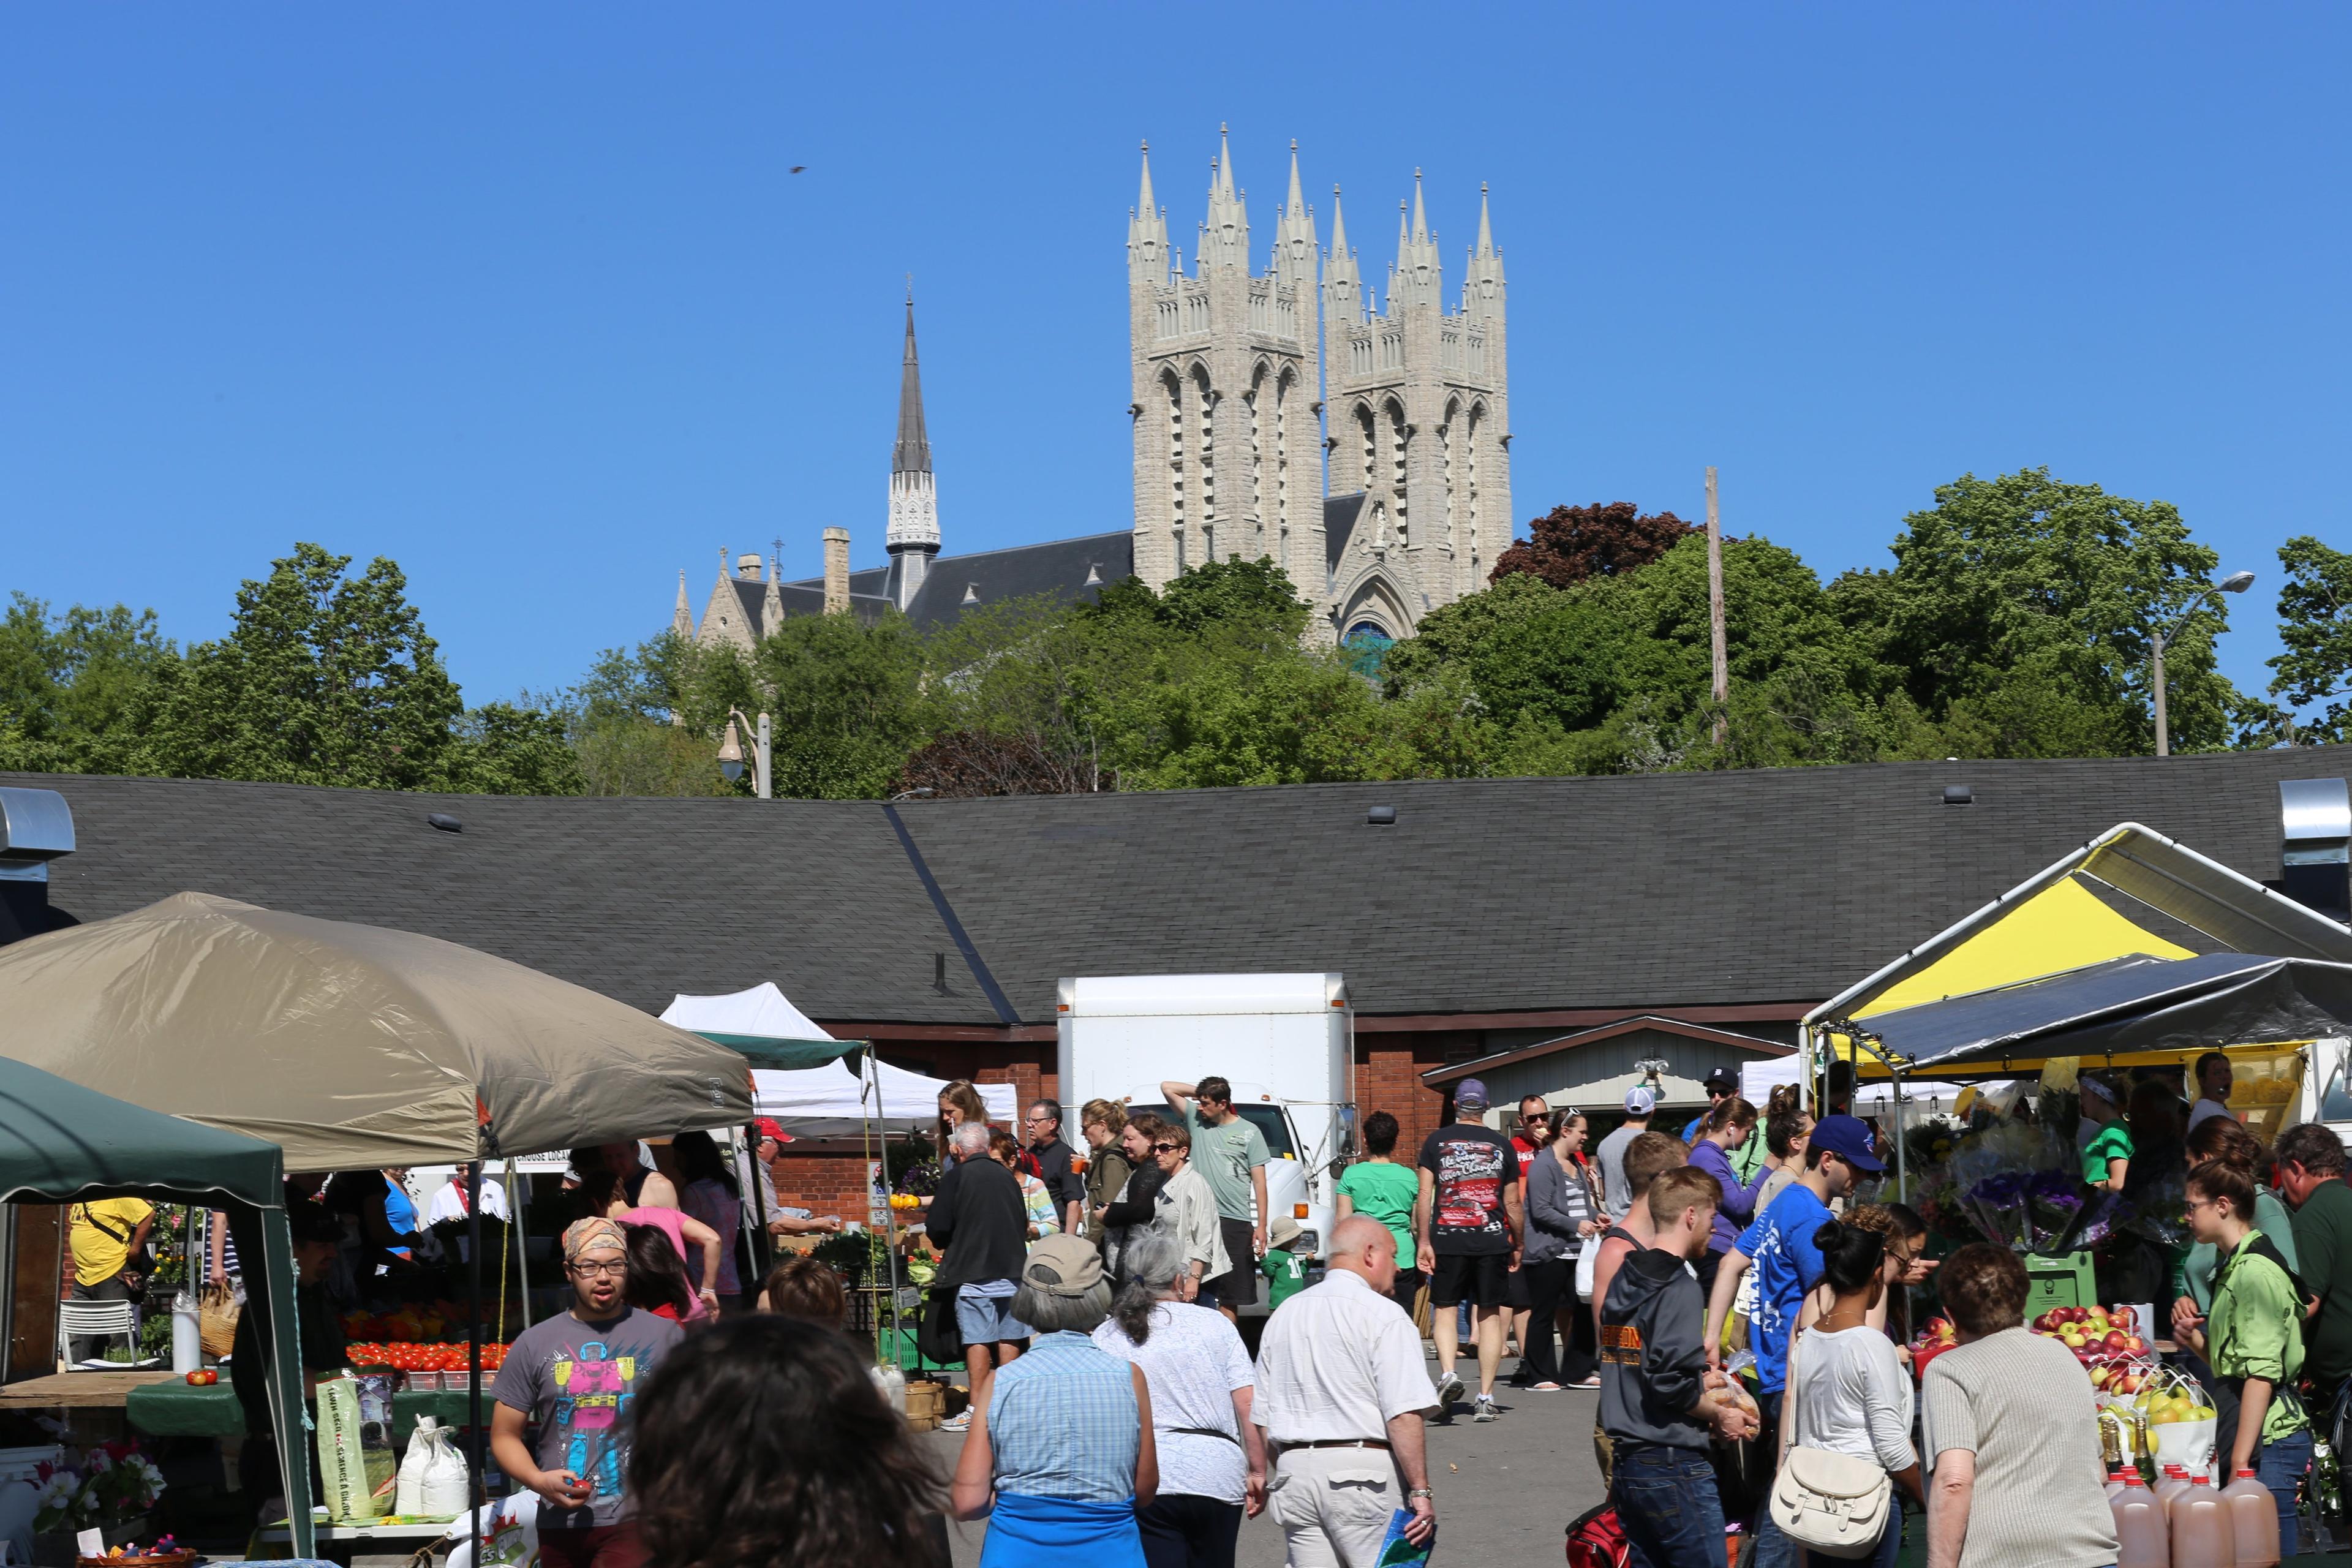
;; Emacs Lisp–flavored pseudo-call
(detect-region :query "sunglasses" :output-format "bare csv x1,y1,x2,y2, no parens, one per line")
1152,1142,1180,1155
1521,1113,1552,1123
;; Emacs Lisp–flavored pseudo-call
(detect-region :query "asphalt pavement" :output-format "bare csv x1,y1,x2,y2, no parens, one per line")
925,1362,1610,1566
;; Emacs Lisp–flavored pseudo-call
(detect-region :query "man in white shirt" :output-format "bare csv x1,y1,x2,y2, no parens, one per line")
1253,1215,1438,1567
2187,1051,2234,1133
424,1163,510,1226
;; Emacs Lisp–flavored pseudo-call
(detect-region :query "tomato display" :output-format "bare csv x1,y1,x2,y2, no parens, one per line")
346,1341,507,1373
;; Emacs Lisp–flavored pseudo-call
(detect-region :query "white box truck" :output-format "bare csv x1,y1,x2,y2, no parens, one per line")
1057,973,1355,1309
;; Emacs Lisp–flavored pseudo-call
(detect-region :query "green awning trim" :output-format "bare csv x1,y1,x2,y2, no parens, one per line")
694,1033,865,1071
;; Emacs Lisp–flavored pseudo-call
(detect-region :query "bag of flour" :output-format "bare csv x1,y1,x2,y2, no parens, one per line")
315,1374,388,1521
421,1422,472,1519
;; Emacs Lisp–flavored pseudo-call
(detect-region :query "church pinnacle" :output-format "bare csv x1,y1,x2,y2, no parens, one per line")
885,288,941,609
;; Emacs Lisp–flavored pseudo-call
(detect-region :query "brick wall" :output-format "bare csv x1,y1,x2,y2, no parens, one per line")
1355,1033,1476,1154
766,1149,873,1215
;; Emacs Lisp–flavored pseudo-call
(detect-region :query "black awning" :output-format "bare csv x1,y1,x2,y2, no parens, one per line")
1840,952,2352,1071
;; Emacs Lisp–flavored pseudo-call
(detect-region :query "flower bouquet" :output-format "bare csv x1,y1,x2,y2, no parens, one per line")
1931,1120,2117,1254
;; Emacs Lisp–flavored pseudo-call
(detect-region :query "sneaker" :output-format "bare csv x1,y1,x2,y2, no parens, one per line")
937,1410,971,1433
1435,1369,1464,1409
1472,1394,1499,1422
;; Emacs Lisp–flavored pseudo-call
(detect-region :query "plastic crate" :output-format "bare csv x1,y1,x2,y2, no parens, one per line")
2022,1248,2097,1316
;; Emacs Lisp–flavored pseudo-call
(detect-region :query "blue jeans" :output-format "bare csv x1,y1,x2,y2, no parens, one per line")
1748,1389,1796,1568
2253,1428,2313,1557
1862,1507,1902,1568
1613,1442,1726,1568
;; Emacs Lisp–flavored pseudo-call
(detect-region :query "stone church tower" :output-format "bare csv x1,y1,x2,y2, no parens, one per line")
1127,131,1326,609
1129,132,1510,641
884,291,940,610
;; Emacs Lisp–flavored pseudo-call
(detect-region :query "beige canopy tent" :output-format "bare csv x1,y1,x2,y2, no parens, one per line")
0,892,755,1170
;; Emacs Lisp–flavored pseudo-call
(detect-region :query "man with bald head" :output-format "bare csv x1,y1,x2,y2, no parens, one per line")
1251,1216,1439,1566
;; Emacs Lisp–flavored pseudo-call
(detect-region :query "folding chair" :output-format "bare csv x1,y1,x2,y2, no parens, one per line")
56,1298,138,1368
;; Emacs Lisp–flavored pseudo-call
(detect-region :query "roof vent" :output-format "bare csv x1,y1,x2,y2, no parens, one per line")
426,812,463,834
2282,778,2351,917
962,584,979,605
1942,785,1972,805
1366,805,1397,826
0,787,75,883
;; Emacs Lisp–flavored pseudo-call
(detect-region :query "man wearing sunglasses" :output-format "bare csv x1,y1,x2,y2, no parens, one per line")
1023,1099,1085,1235
491,1216,683,1568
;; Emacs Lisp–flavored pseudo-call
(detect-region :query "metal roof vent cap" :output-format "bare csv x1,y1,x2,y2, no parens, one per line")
426,812,463,833
1943,785,1973,805
1366,805,1398,826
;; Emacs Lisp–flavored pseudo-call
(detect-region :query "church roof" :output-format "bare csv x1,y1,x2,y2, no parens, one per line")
12,747,2346,1030
897,530,1133,629
1325,492,1365,571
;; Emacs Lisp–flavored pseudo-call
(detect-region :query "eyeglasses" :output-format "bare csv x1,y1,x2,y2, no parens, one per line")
568,1260,626,1278
1521,1114,1552,1124
1023,1114,1054,1125
1152,1142,1180,1155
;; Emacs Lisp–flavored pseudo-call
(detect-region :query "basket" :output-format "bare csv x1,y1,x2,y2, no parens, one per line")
78,1553,198,1568
905,1380,945,1431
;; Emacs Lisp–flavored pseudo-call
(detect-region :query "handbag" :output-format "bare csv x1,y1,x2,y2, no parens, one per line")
1766,1329,1893,1559
1564,1501,1629,1568
199,1278,242,1358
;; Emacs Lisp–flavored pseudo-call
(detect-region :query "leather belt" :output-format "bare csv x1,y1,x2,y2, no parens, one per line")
1276,1438,1391,1454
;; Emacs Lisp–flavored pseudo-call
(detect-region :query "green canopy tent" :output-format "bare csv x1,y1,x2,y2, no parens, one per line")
0,1058,318,1558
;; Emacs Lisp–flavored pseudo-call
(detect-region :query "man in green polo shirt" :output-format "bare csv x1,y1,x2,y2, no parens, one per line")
2177,1158,2310,1555
2278,1123,2352,1403
1161,1075,1270,1321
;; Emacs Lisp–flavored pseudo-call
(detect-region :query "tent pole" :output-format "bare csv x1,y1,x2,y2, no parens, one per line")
467,1158,484,1568
732,1130,767,1301
253,1204,315,1558
509,1159,532,1332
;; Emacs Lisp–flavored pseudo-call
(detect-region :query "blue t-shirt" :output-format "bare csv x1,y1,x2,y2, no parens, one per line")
1735,1183,1831,1394
383,1178,418,1260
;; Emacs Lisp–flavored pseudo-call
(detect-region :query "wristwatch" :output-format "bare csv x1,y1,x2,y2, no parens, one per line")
1407,1488,1434,1499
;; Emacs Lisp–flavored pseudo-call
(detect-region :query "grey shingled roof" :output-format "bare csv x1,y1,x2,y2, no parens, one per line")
9,748,2348,1028
898,530,1133,629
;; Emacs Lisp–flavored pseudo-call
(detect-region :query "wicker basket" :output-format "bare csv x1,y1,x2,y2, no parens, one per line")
905,1379,945,1431
77,1551,197,1568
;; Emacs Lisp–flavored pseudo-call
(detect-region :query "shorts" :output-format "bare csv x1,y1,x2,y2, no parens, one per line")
1503,1263,1533,1310
954,1285,1033,1346
1203,1216,1258,1308
1428,1251,1511,1309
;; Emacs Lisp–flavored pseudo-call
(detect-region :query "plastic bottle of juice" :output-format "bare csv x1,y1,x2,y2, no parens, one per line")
2173,1475,2231,1568
2156,1465,2192,1517
2116,1472,2171,1568
2221,1469,2280,1568
2108,1468,2135,1501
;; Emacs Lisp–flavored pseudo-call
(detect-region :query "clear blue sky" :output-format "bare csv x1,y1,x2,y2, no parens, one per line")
4,4,2345,718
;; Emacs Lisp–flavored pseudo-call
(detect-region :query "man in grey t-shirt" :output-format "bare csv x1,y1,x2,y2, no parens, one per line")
1163,1075,1270,1320
1596,1087,1656,1221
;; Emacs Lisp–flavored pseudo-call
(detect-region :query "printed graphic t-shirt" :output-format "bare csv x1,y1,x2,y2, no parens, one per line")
1417,1123,1521,1257
1734,1182,1831,1394
491,1306,683,1528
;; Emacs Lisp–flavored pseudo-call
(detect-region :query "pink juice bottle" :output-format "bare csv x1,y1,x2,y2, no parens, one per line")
2156,1466,2192,1517
2108,1468,2135,1501
2115,1472,2171,1568
2221,1468,2280,1568
2173,1475,2231,1568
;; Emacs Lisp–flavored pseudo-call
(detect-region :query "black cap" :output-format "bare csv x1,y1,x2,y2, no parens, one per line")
1703,1067,1740,1094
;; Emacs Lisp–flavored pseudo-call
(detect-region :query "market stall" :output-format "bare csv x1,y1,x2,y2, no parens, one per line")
0,893,758,1565
752,1057,1018,1137
0,1057,316,1558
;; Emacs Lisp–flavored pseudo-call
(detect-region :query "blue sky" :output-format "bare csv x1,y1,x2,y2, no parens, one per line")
4,4,2345,718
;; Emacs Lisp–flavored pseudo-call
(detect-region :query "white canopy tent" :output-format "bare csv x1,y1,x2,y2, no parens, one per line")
660,981,834,1048
754,1059,1018,1138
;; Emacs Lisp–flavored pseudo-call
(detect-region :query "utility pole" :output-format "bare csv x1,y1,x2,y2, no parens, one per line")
2152,630,2170,758
1706,466,1728,745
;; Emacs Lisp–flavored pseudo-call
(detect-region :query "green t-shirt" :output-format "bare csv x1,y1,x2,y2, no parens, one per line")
2082,1122,2133,1185
1260,1246,1308,1308
1336,1159,1420,1271
2207,1232,2309,1443
1185,1106,1270,1224
2291,1177,2352,1388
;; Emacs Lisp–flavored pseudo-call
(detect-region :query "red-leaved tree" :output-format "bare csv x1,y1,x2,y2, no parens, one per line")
1489,502,1701,589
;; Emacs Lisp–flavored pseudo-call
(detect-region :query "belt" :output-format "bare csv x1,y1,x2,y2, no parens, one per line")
1276,1438,1391,1455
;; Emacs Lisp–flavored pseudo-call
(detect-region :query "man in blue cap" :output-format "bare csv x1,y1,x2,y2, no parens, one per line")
1700,1112,1885,1568
1414,1077,1523,1423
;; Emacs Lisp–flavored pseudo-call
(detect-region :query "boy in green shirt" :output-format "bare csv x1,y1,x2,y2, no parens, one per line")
2177,1158,2310,1553
1261,1213,1309,1309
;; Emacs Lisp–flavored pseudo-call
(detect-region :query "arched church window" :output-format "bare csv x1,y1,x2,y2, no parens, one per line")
1342,623,1395,680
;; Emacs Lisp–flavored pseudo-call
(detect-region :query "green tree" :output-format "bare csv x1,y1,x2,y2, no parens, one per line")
1841,467,2236,754
2267,535,2352,743
0,595,178,772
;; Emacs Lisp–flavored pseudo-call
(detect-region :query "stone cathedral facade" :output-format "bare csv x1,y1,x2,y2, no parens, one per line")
671,130,1509,650
1129,131,1510,643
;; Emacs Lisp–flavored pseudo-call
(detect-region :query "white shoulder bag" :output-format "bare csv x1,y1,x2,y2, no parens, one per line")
1767,1329,1894,1559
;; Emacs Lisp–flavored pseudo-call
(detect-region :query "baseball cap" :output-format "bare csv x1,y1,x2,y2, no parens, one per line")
1703,1067,1740,1095
1022,1233,1106,1298
1455,1078,1491,1111
754,1117,789,1144
1807,1114,1887,1173
1624,1086,1657,1115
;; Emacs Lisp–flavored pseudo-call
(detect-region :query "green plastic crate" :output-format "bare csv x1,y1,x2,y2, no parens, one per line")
2022,1248,2097,1316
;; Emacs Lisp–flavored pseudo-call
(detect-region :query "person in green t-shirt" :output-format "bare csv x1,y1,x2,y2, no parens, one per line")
1335,1110,1422,1313
2176,1158,2310,1555
2080,1074,2133,1190
1260,1213,1309,1309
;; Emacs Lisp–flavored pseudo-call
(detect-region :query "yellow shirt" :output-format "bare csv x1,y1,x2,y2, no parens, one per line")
70,1199,153,1284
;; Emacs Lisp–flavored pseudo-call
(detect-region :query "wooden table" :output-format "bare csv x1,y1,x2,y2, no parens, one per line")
0,1370,176,1408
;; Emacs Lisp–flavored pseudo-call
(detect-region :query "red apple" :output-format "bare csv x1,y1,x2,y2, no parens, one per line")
2104,1330,2130,1352
2124,1335,2149,1355
2111,1306,2136,1330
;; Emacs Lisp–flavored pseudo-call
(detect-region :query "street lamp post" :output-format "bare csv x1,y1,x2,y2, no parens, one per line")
718,708,773,799
2152,570,2256,757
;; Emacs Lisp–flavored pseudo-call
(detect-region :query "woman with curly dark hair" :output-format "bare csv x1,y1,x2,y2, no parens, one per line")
629,1315,949,1568
622,1221,696,1322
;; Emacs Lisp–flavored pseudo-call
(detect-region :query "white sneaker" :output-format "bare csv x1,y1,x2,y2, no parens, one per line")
937,1410,971,1432
1472,1394,1499,1422
1435,1369,1464,1409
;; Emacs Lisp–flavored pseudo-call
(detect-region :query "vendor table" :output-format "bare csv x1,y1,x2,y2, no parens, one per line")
256,1515,456,1547
0,1370,175,1409
124,1381,484,1442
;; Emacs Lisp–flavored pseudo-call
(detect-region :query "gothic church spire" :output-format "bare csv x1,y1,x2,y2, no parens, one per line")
892,290,932,476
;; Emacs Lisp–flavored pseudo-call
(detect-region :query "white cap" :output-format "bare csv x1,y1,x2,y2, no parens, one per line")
1624,1087,1657,1115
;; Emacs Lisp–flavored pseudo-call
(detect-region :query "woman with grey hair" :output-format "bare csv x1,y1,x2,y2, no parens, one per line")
952,1234,1157,1566
1090,1229,1265,1568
